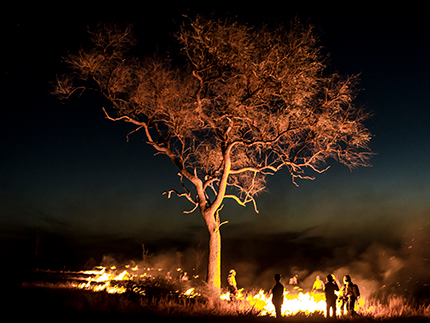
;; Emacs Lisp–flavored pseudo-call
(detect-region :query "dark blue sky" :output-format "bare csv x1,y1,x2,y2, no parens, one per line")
1,3,429,290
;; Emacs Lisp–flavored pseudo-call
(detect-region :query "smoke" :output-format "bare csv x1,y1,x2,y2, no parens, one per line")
220,216,430,302
68,214,430,304
93,244,207,282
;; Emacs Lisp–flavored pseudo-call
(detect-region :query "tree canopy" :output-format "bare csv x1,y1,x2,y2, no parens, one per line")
55,16,372,290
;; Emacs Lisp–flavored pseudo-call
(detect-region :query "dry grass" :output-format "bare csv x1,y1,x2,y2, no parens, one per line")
360,296,430,319
6,280,430,322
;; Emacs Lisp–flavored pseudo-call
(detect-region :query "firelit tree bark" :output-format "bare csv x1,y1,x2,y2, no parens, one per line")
54,17,372,293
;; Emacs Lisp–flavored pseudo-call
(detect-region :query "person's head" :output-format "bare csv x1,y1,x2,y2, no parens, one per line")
327,274,334,282
343,275,351,284
274,274,281,282
229,269,236,276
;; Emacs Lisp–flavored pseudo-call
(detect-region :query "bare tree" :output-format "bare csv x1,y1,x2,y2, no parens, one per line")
54,16,372,293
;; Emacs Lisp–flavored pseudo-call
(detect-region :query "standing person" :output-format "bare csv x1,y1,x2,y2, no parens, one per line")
324,274,339,318
340,275,360,316
289,274,298,286
227,269,238,301
271,274,284,319
180,271,189,282
289,274,300,294
312,275,325,293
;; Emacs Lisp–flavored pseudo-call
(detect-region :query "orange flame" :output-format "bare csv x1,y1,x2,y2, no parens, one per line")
72,266,135,294
221,289,369,317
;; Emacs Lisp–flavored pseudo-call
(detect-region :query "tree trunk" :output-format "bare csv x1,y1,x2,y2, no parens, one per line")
203,147,232,293
201,205,222,294
207,220,221,291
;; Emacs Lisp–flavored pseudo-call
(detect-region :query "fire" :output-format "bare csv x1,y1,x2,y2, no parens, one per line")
30,265,373,318
78,265,333,317
184,288,201,298
72,266,136,294
221,289,368,317
221,289,326,316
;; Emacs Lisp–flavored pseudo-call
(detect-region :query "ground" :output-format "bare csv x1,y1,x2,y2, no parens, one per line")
5,284,430,323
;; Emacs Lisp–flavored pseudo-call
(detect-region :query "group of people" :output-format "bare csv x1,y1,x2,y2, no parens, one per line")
226,268,360,319
271,273,360,319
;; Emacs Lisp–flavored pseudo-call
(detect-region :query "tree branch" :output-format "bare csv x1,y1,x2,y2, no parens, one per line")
163,189,199,214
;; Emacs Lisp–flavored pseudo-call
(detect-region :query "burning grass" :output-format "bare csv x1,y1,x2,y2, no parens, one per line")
10,267,430,322
7,286,430,323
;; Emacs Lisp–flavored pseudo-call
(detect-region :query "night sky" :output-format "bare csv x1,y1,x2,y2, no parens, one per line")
2,3,430,295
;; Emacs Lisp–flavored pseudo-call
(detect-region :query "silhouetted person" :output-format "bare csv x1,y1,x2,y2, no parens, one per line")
227,269,238,301
324,274,339,318
339,275,360,316
271,274,284,319
312,275,325,293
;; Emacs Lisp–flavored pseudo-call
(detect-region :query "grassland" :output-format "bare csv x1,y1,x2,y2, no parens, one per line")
5,282,430,323
4,268,430,322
